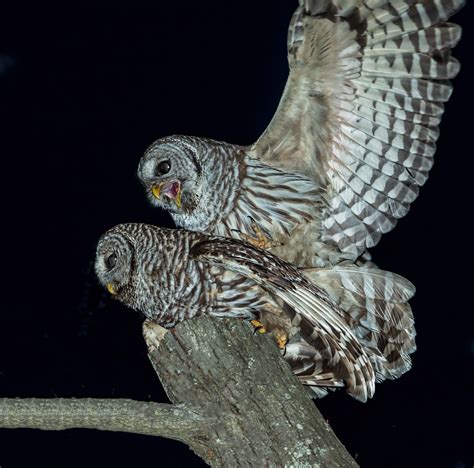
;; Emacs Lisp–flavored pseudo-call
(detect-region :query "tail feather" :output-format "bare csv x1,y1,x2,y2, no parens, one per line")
304,265,416,381
284,338,344,399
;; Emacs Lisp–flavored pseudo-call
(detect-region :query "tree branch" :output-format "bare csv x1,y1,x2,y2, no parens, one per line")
0,398,215,443
144,316,357,466
0,316,358,467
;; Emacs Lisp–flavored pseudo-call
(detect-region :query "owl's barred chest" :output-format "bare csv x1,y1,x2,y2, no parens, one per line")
216,183,329,267
216,157,323,264
172,151,339,268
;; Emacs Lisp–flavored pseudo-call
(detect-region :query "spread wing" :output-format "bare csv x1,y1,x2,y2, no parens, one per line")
250,0,464,258
191,237,376,401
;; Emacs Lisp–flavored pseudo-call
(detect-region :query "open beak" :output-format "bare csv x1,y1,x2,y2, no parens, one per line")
151,184,161,199
106,283,117,295
151,180,182,208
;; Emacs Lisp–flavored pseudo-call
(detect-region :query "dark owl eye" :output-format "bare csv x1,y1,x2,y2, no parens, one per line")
105,253,117,270
156,160,171,176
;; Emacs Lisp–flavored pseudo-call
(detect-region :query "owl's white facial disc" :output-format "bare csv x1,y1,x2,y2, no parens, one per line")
138,136,203,215
95,229,135,297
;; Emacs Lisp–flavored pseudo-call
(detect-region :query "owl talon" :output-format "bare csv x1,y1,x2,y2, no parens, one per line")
236,218,282,250
250,319,267,334
275,330,288,350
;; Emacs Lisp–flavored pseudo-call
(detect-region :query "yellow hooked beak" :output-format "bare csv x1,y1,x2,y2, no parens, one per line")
152,184,161,199
106,283,117,295
175,189,182,208
151,181,182,208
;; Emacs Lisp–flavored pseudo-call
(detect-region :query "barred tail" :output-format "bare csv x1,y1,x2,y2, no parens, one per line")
304,265,416,382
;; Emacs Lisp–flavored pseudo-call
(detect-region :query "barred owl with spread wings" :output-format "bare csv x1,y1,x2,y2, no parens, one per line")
138,0,464,268
95,223,416,401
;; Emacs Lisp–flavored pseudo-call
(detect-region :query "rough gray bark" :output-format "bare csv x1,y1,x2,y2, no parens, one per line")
0,399,215,442
0,316,357,467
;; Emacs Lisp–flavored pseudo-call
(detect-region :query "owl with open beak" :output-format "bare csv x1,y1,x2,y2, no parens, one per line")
138,0,464,269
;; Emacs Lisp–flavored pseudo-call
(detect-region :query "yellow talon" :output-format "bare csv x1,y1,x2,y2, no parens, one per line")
239,218,282,250
275,330,288,349
251,319,267,334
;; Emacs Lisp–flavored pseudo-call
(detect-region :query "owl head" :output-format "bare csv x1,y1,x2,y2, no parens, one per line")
95,223,196,326
95,226,137,299
137,135,204,216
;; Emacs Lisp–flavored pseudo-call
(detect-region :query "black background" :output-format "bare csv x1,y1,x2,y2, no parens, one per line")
0,1,472,467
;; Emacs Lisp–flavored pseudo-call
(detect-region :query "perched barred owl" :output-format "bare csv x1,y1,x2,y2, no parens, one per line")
138,0,464,268
95,223,416,402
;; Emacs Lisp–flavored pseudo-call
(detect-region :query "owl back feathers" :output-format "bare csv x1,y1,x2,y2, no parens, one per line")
192,235,416,401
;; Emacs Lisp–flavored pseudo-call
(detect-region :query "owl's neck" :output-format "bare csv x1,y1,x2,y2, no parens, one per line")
171,142,242,232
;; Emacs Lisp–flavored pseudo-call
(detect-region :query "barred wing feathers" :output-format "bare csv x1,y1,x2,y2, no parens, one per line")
251,0,464,258
192,238,376,401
